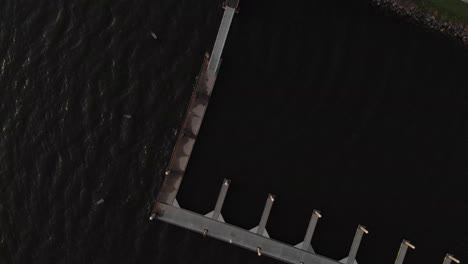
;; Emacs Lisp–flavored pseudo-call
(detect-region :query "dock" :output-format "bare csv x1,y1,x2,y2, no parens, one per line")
150,1,461,264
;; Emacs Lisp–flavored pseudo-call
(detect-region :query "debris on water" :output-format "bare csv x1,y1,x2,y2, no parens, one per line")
124,114,132,119
96,198,104,205
150,32,158,39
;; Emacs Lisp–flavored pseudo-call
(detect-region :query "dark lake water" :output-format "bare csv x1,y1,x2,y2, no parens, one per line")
1,0,468,264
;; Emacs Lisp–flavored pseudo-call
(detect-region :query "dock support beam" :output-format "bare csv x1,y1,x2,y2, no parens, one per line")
341,225,368,264
212,179,230,221
256,194,275,236
395,240,415,264
302,210,322,251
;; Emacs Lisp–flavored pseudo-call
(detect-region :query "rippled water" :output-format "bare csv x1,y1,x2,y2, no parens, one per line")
0,0,222,263
1,0,468,264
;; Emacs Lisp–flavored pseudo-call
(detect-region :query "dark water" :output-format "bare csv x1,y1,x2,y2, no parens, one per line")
1,0,467,264
0,0,221,263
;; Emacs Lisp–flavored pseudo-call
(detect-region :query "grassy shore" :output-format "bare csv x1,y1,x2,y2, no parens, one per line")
416,0,468,24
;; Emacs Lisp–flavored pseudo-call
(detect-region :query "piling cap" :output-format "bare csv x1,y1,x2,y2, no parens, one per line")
313,210,322,218
268,193,276,201
447,254,461,264
403,240,416,250
359,225,369,234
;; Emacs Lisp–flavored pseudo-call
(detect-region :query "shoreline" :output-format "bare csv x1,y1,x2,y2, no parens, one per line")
371,0,468,46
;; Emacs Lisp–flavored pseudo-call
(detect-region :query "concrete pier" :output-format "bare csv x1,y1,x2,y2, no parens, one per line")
155,202,342,264
150,1,462,264
155,0,239,207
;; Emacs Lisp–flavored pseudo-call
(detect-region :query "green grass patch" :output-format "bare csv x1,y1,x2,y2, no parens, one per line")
416,0,468,24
